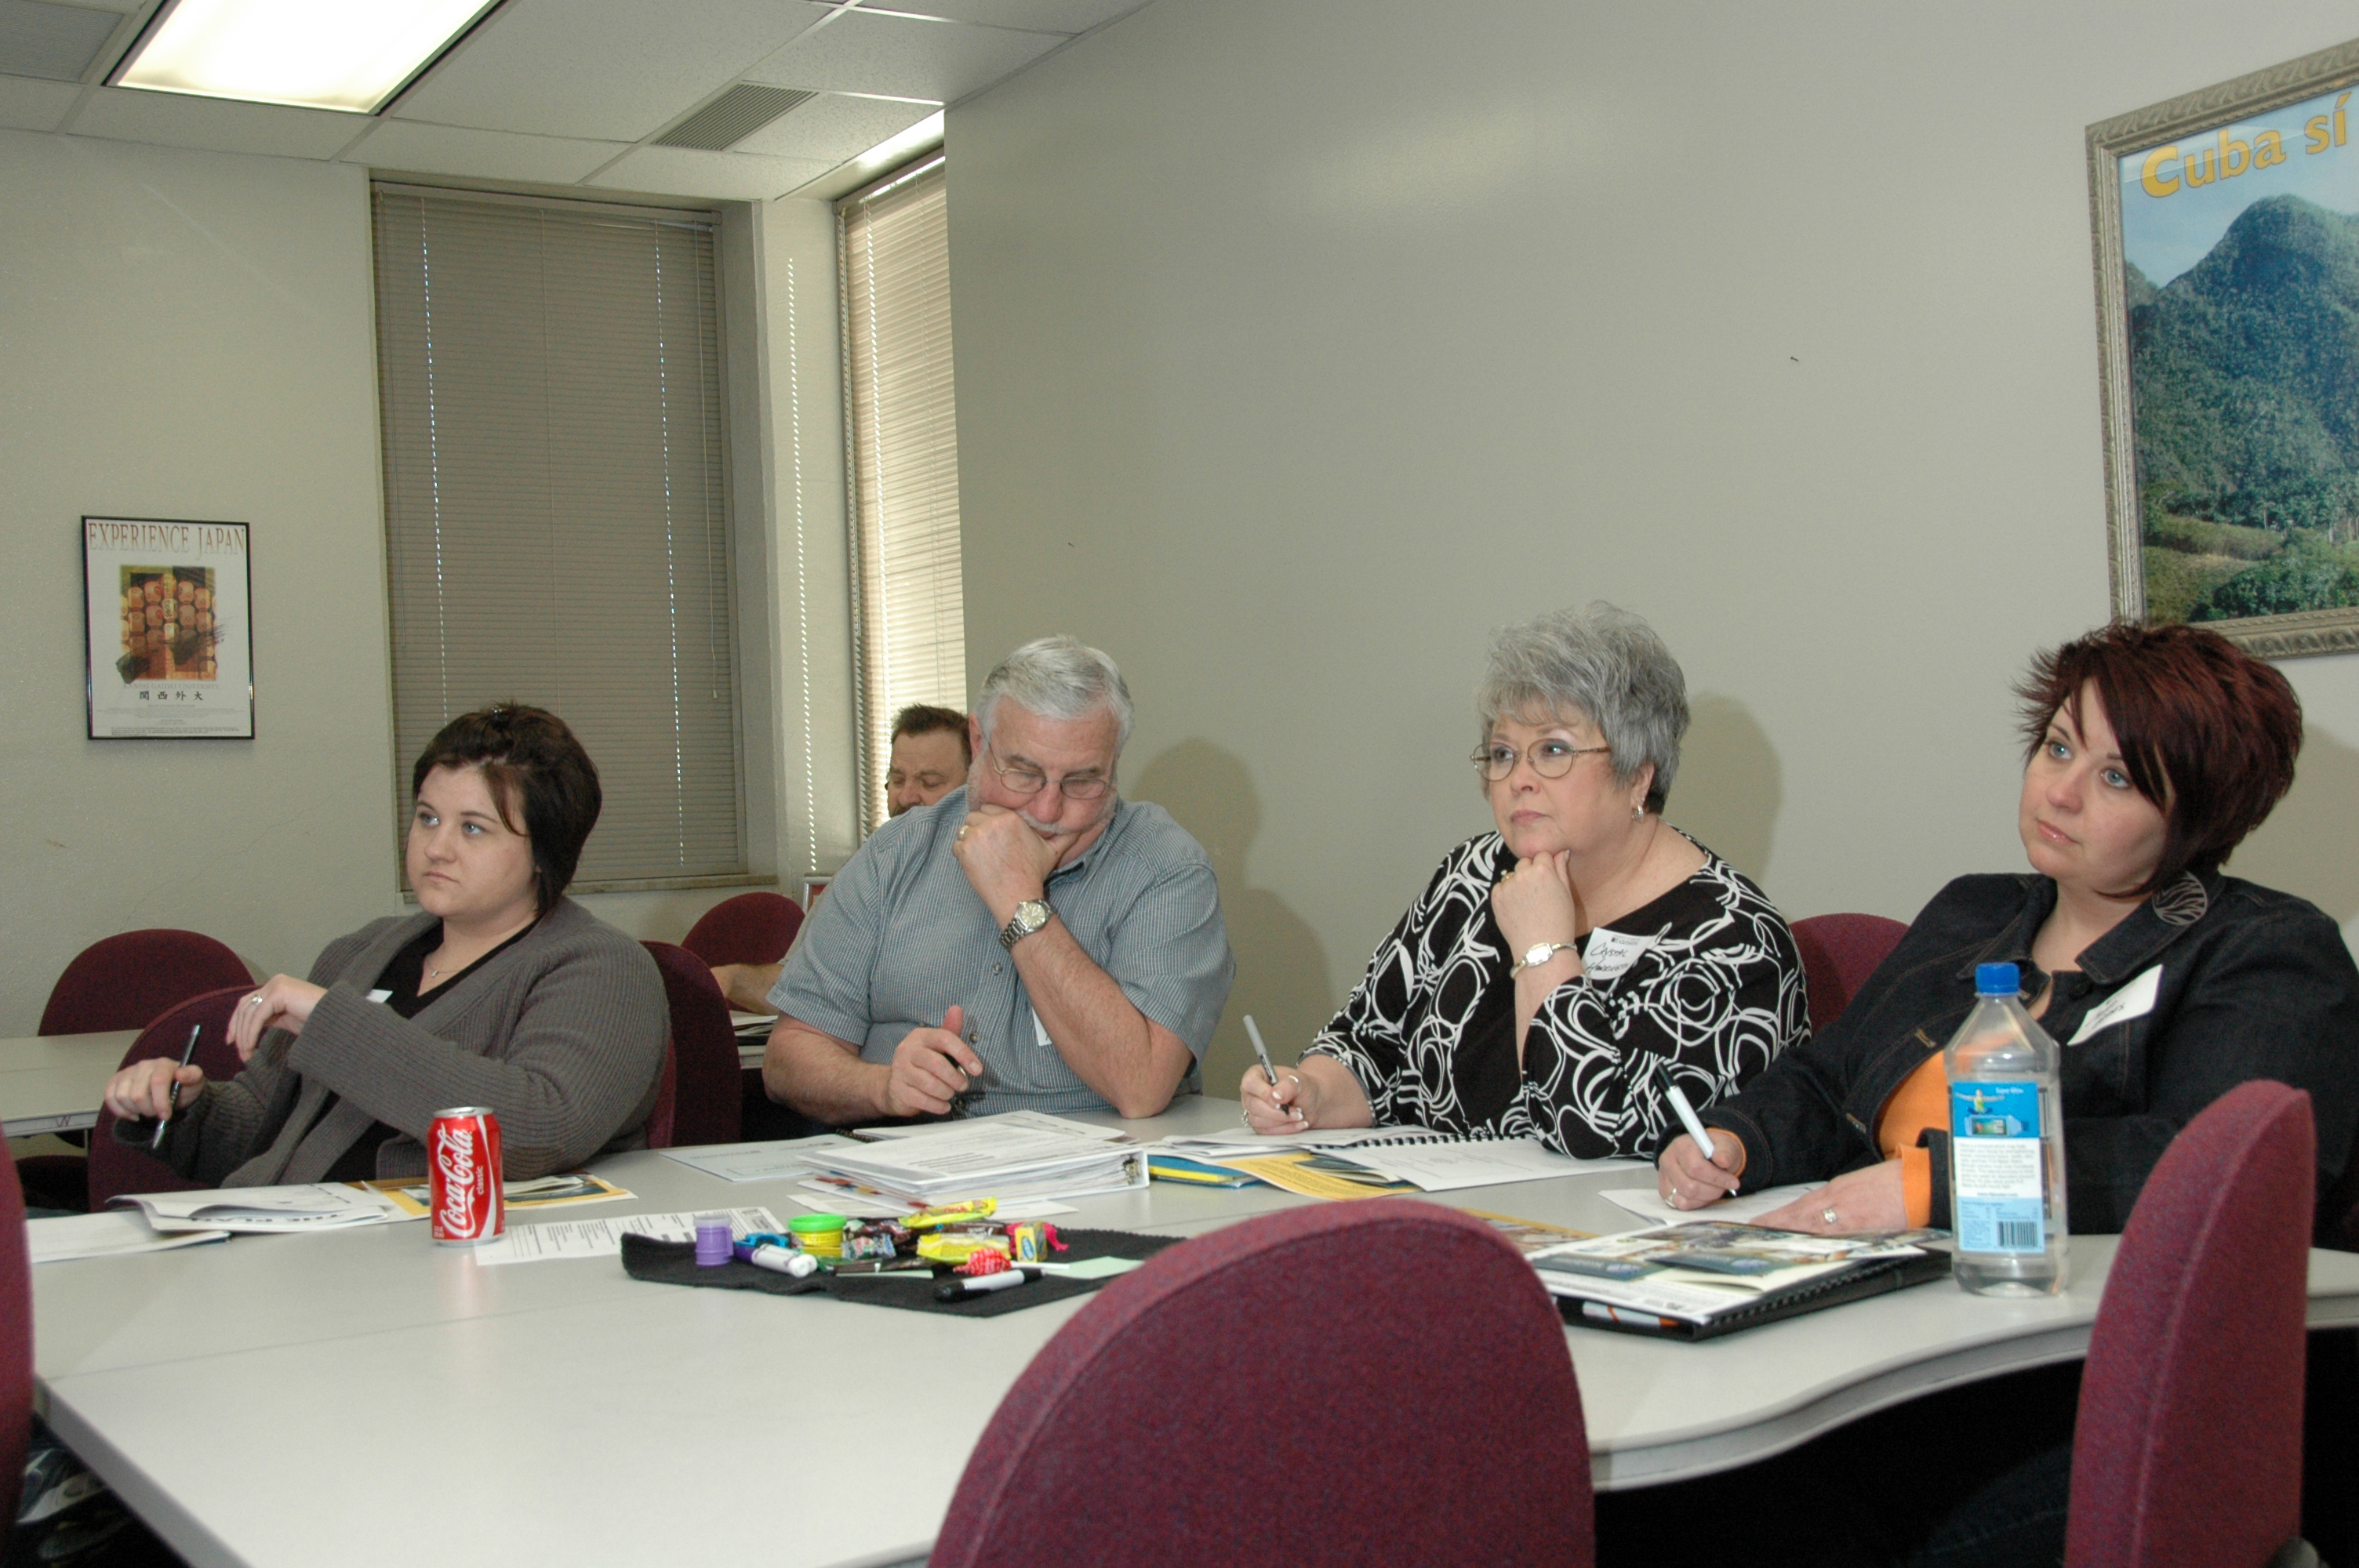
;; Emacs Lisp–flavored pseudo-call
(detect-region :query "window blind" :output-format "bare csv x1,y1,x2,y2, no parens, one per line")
841,156,966,831
373,183,745,891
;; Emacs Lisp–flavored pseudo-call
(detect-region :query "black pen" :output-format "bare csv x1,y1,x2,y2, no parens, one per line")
151,1024,200,1150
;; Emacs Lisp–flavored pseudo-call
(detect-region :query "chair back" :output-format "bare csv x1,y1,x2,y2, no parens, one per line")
932,1200,1594,1568
87,987,251,1210
680,891,802,968
0,1142,30,1526
1790,913,1907,1034
642,941,742,1146
2065,1080,2316,1568
39,928,253,1036
644,1040,679,1150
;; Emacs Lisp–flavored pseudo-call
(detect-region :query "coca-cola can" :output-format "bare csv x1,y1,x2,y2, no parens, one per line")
429,1107,503,1246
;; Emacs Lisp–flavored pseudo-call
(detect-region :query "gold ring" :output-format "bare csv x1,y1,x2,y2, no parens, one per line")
956,825,969,842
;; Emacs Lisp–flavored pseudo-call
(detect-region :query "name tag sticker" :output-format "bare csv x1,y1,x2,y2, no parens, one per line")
1582,929,1656,985
365,989,392,1004
2068,964,2162,1046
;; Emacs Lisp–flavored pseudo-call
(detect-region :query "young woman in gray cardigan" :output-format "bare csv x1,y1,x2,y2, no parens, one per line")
107,706,667,1185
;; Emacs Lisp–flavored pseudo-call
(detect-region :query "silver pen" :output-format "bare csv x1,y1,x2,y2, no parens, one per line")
1243,1014,1278,1087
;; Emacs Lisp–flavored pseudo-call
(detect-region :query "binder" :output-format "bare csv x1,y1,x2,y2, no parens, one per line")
1530,1222,1954,1341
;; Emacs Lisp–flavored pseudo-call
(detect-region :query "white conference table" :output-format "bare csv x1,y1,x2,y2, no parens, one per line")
0,1031,136,1138
32,1094,2359,1568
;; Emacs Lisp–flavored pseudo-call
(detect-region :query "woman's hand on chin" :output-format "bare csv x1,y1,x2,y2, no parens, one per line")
1492,850,1583,957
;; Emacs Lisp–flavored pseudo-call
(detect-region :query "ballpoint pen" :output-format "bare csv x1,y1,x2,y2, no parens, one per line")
1243,1014,1280,1090
151,1023,201,1150
1664,1084,1728,1181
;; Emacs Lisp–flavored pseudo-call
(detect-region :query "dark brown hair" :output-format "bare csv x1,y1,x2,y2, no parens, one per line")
2016,622,2301,896
892,702,972,763
410,705,602,913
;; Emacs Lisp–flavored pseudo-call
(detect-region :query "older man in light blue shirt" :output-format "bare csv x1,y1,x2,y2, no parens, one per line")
762,637,1234,1122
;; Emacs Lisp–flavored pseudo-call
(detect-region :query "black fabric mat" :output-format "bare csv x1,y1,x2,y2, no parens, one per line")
620,1229,1180,1318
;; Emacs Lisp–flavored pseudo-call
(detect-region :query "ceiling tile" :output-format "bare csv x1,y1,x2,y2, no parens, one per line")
393,0,833,143
729,90,930,164
0,0,123,82
340,120,627,186
586,143,833,203
0,71,77,129
856,0,1149,35
67,87,365,158
742,9,1057,103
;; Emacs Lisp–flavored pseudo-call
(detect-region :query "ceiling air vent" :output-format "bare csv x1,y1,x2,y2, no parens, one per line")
655,85,816,151
0,0,122,82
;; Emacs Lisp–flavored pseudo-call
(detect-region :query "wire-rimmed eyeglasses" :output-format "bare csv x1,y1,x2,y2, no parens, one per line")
988,750,1114,801
1470,739,1612,782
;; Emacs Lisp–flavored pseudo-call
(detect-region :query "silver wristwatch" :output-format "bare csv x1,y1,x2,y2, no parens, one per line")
999,898,1053,949
1511,940,1578,976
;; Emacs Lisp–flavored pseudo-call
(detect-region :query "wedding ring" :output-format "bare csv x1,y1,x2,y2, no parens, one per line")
956,825,969,842
1822,1207,1839,1226
246,995,262,1007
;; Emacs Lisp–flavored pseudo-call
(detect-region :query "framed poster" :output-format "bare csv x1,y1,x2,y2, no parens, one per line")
82,516,254,739
2090,36,2359,659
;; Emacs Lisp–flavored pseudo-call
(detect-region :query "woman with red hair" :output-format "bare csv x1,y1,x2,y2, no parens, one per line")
1658,620,2359,1239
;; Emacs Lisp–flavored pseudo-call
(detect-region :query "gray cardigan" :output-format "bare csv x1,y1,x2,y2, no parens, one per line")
137,898,667,1187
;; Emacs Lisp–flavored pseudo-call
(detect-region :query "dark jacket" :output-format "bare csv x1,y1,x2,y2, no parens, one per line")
1703,870,2359,1235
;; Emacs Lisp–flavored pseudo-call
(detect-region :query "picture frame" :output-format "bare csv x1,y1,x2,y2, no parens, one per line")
2089,36,2359,659
82,516,255,739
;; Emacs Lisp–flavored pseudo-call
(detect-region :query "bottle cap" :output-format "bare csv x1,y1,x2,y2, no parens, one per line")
1975,962,2020,996
694,1214,733,1267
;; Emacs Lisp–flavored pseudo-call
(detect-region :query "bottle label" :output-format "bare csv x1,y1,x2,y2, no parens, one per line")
1950,1081,2045,1254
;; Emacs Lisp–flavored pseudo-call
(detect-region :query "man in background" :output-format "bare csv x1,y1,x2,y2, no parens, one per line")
712,702,972,1013
885,702,969,816
761,636,1233,1121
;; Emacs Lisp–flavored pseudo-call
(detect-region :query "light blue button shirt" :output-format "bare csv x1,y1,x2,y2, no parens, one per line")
769,787,1234,1116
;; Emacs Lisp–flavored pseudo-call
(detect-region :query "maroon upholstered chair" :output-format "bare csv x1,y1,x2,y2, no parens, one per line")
86,986,250,1210
38,928,253,1036
2065,1080,2316,1568
680,891,802,968
933,1199,1594,1568
0,1143,31,1526
642,941,741,1147
1790,913,1908,1034
644,1040,679,1151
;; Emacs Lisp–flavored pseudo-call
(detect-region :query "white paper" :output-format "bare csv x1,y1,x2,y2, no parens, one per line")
110,1183,406,1233
853,1110,1127,1144
469,1207,782,1265
1335,1139,1644,1192
786,1185,1075,1220
1581,928,1656,984
2068,964,2163,1046
28,1210,231,1263
1598,1183,1823,1229
658,1134,866,1184
1156,1125,1443,1156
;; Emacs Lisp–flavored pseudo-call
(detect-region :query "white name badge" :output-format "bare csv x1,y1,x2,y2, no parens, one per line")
2068,964,2162,1046
365,989,392,1004
1581,929,1656,985
1032,1009,1053,1051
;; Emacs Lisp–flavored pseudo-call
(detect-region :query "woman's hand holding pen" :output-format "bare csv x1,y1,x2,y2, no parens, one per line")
1239,1062,1313,1132
225,975,326,1062
1656,1131,1743,1210
103,1056,206,1123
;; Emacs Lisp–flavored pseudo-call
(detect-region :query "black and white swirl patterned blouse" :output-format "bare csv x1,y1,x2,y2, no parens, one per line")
1304,831,1808,1160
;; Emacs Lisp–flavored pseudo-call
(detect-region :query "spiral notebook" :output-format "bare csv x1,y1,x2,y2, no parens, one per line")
1530,1221,1953,1340
1163,1126,1644,1192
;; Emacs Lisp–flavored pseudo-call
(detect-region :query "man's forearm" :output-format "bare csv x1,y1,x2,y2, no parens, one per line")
1016,920,1191,1119
762,1018,889,1125
714,962,784,1015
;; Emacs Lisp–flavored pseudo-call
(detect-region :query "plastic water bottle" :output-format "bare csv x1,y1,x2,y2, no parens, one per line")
1944,962,2068,1296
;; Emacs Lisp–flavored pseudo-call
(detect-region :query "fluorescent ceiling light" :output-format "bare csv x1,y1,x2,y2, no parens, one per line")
116,0,496,114
852,111,943,172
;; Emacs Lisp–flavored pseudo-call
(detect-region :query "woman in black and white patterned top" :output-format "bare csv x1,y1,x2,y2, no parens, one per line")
1239,604,1807,1160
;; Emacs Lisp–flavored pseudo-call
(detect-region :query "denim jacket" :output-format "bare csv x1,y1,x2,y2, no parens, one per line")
1703,870,2359,1235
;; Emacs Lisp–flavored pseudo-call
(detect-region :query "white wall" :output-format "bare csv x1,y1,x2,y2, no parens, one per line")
947,0,2359,1094
0,134,852,1035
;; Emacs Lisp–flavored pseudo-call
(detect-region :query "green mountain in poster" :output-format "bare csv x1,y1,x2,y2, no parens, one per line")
2131,192,2359,622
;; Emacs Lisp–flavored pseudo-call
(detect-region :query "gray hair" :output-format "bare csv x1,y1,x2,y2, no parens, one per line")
976,635,1136,753
1477,602,1688,812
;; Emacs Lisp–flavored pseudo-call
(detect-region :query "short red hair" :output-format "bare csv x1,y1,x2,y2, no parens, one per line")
2016,622,2301,895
